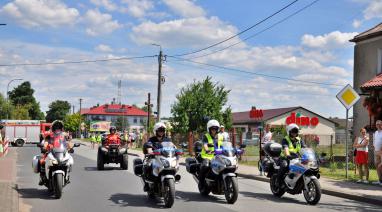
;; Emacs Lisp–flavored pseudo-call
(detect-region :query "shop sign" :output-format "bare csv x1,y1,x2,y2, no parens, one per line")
90,121,111,132
286,112,319,127
250,109,263,119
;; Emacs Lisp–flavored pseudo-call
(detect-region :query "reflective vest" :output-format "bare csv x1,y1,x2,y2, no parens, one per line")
280,136,301,157
90,134,96,142
201,133,223,160
96,135,102,143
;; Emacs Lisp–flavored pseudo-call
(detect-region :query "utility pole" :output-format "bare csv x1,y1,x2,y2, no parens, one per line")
72,105,75,115
153,44,163,122
145,93,153,136
79,98,82,138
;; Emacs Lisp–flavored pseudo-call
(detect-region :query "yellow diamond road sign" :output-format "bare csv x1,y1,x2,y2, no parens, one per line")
336,84,360,110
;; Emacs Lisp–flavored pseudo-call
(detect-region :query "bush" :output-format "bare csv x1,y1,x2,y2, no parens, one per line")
329,162,337,172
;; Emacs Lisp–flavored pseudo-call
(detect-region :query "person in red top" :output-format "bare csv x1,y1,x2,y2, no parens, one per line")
105,126,121,145
39,120,72,185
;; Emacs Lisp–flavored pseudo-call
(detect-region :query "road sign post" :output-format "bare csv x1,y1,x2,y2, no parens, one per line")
336,84,360,179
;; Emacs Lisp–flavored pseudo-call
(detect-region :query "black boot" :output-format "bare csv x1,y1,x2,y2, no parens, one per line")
38,173,45,186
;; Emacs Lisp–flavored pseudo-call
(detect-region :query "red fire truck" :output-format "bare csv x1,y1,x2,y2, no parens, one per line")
0,120,52,147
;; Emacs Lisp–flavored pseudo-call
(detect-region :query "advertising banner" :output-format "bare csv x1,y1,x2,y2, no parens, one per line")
90,121,111,132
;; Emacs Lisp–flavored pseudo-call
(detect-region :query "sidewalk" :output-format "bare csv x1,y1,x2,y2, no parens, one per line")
0,148,19,212
79,140,382,206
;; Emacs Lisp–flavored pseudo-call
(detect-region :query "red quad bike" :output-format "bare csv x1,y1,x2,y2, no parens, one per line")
97,136,128,170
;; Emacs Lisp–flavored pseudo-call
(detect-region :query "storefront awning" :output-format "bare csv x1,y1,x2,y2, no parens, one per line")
360,74,382,92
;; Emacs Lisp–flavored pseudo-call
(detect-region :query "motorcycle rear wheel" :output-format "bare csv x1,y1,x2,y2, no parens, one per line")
224,176,238,204
270,174,285,197
303,178,321,205
97,149,104,170
163,178,175,208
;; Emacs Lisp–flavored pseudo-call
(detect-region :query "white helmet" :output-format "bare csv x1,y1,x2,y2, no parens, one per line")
153,122,166,134
287,123,299,135
207,119,220,131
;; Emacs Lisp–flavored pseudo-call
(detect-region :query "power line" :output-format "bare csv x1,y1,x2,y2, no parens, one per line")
0,55,156,67
167,55,345,87
189,0,321,60
168,60,335,97
171,0,300,57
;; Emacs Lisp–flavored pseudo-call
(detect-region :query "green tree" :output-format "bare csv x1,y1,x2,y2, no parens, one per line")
11,104,31,120
46,100,71,122
64,113,82,133
8,81,44,120
171,77,231,134
0,93,13,119
115,116,129,131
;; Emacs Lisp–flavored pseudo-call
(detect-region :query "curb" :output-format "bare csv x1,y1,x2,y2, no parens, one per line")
237,173,382,206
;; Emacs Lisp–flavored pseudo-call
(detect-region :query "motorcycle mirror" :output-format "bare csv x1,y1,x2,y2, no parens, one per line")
73,143,80,147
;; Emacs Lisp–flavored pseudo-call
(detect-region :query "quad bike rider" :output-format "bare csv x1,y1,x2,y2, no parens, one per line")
97,126,128,170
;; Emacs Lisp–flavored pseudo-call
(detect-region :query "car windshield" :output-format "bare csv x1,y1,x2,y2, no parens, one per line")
160,142,176,158
217,142,235,157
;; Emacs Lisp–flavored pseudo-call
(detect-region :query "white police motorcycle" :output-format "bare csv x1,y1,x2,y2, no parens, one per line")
186,142,246,204
262,142,321,205
133,141,183,208
33,142,80,199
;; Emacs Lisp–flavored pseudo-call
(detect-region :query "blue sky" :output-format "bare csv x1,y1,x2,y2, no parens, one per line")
0,0,381,118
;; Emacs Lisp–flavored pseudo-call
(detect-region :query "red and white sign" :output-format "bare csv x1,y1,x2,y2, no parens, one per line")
250,109,263,119
286,112,319,127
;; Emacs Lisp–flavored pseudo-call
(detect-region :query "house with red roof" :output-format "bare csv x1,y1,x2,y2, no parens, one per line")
80,104,148,131
232,106,336,146
351,22,382,134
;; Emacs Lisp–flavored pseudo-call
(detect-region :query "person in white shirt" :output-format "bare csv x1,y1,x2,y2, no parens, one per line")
260,124,272,176
373,120,382,185
219,125,230,142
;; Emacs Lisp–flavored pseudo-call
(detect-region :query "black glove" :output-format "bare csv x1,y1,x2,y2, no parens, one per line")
286,155,292,161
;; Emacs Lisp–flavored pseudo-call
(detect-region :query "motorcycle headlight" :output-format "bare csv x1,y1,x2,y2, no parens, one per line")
50,159,58,165
160,158,170,168
231,158,237,166
171,160,177,167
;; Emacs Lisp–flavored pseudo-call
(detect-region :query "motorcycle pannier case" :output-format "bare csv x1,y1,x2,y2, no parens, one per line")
133,158,143,176
32,155,41,173
185,157,199,174
263,142,282,157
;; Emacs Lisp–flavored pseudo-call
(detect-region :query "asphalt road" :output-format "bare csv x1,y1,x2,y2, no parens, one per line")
15,144,381,212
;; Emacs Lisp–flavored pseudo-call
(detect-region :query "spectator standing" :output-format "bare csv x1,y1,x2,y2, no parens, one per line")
353,128,369,183
0,125,4,156
219,125,230,142
373,120,382,185
260,124,272,176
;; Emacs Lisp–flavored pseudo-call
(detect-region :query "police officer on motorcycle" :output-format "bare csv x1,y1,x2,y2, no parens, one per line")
142,122,169,191
277,123,306,187
199,119,223,189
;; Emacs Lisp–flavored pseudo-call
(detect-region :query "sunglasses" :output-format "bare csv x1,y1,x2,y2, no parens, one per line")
210,127,219,131
157,128,165,132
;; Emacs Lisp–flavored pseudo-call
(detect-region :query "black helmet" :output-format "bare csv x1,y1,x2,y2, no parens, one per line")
52,120,64,131
109,126,117,133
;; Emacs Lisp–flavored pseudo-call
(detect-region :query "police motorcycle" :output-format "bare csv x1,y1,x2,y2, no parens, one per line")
133,140,183,208
33,142,80,199
185,141,246,204
262,142,321,205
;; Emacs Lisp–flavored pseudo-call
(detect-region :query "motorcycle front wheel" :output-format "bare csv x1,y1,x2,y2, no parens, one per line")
224,176,238,204
163,178,175,208
54,174,63,199
270,174,285,197
303,178,321,205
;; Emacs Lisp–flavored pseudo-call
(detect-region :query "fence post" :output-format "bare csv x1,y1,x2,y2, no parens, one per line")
188,131,193,156
330,134,334,163
239,131,243,145
232,128,236,147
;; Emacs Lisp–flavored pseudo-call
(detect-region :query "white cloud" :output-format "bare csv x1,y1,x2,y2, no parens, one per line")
82,9,121,36
162,0,205,18
131,17,238,48
95,44,113,52
301,31,358,49
363,0,382,20
0,0,79,28
352,19,362,28
90,0,118,11
121,0,154,18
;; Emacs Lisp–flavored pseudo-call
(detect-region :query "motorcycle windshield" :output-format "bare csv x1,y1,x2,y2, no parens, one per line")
300,148,318,168
52,143,66,162
219,142,235,157
160,142,176,158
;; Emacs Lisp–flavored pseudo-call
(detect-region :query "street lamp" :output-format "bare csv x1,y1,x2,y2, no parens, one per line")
6,78,23,120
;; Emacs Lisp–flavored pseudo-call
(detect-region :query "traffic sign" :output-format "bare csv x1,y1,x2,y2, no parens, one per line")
336,84,360,110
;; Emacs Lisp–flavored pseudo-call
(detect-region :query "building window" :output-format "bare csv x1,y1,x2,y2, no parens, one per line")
134,117,138,124
140,118,143,124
